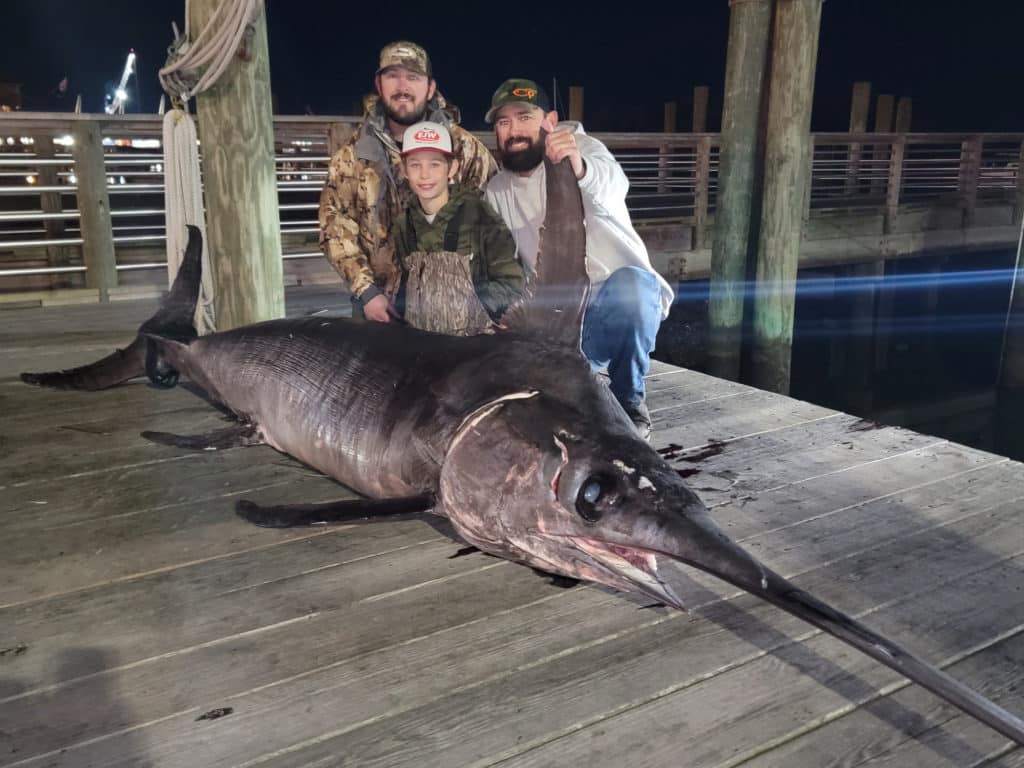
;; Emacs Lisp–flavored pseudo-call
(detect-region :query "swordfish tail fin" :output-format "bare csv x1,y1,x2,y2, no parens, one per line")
20,225,204,391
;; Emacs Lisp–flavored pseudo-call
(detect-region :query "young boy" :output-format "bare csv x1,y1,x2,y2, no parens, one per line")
391,121,525,335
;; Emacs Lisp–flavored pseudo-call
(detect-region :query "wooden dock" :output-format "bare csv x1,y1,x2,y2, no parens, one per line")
1,289,1022,767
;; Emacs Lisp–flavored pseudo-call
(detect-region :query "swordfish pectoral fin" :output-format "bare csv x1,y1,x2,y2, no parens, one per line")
141,422,263,451
235,493,436,528
500,155,590,349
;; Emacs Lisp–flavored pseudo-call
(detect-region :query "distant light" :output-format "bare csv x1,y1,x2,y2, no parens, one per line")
155,163,163,173
131,138,160,149
300,174,309,181
119,176,126,185
69,174,77,184
25,175,36,184
108,176,116,185
55,135,74,147
6,137,15,145
19,136,34,145
102,137,115,146
115,88,128,101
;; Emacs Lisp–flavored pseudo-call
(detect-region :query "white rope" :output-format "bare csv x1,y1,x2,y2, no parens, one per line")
163,106,216,334
158,0,262,102
158,0,263,334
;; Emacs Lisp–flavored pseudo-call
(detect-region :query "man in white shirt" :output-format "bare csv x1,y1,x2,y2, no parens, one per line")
483,79,674,440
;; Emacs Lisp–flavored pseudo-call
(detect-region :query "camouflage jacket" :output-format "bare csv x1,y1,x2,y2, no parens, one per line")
318,93,498,301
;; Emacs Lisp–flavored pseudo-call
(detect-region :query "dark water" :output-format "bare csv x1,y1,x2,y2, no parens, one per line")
654,247,1022,460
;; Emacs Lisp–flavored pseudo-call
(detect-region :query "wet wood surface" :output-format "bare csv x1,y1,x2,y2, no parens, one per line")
1,288,1021,767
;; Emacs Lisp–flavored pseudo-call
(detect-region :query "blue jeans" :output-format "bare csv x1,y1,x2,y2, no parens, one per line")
582,267,663,411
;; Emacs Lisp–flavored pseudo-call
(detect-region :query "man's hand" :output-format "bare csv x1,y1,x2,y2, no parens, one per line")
542,114,585,179
363,294,391,322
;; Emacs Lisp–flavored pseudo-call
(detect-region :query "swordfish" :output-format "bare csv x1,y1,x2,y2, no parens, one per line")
21,157,1024,746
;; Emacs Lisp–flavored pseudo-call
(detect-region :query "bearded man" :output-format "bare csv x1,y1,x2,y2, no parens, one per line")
482,79,675,441
319,41,497,321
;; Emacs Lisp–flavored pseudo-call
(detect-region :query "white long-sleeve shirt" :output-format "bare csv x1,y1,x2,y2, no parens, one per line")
484,122,674,319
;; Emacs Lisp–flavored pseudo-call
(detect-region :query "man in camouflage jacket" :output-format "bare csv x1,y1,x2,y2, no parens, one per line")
318,41,497,321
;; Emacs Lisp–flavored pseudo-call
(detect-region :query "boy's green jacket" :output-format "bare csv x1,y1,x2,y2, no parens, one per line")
391,184,525,320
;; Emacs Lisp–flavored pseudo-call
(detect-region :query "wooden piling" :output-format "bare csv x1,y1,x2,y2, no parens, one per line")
844,260,885,413
750,0,823,395
870,94,895,197
189,0,284,329
692,86,709,133
895,97,913,133
708,0,774,381
568,87,584,123
35,135,69,283
845,81,870,195
70,121,117,302
657,102,677,194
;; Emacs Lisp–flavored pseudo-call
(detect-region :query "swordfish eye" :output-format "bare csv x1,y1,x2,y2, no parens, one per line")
576,474,613,523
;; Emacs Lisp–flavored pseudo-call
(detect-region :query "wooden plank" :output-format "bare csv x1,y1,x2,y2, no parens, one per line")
480,552,1024,768
104,524,1023,768
4,462,1019,765
740,634,1024,767
0,404,232,486
0,559,583,762
0,473,368,605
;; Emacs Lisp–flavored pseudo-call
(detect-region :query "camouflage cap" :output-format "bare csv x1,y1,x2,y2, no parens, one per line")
484,79,552,124
376,41,432,78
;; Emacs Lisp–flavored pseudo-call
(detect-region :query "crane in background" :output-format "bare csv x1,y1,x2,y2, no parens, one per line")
105,49,137,114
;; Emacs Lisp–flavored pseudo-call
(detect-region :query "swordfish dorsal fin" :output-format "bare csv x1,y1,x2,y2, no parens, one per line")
501,156,590,348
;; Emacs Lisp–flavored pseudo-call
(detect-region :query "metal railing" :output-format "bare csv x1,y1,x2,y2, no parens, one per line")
1,112,1022,293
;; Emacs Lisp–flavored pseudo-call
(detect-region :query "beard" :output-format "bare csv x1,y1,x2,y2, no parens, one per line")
382,94,428,127
500,133,546,173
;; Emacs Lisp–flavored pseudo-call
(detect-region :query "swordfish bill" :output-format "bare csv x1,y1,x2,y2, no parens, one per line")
20,160,1024,746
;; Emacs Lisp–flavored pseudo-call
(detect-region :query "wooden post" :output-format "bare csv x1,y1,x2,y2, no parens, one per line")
693,135,713,249
958,135,982,226
884,135,905,234
568,86,584,123
657,102,677,194
875,94,894,132
35,135,70,284
708,0,774,381
870,94,895,197
71,121,117,302
692,86,709,133
664,101,677,133
845,260,885,414
845,81,870,196
895,97,913,133
750,0,823,395
190,0,283,329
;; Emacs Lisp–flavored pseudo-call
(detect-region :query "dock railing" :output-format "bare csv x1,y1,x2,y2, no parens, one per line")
1,112,1022,296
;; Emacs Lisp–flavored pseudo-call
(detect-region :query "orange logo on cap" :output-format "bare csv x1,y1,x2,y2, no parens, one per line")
414,129,440,142
511,87,537,99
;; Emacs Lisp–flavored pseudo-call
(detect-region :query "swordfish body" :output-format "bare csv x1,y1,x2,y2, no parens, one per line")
150,317,604,502
21,157,1024,746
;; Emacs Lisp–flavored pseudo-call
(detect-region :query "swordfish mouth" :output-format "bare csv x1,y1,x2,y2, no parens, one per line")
569,537,688,610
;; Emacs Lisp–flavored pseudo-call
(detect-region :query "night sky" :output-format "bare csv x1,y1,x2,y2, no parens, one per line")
1,1,1022,133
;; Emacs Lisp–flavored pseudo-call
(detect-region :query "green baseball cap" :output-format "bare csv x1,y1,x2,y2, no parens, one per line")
484,79,552,124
